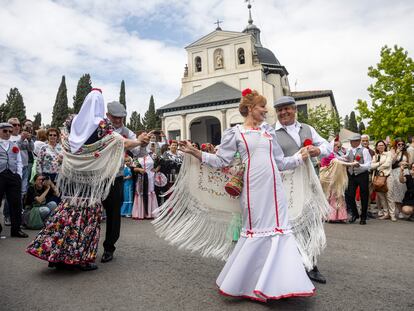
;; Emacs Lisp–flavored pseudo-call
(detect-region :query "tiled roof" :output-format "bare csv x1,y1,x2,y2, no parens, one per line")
157,82,241,114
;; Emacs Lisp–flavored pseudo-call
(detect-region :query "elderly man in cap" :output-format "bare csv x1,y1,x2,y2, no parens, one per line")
273,96,332,284
344,133,372,225
0,122,28,238
101,101,149,263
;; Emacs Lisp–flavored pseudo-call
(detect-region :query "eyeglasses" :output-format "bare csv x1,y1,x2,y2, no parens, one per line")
11,124,20,127
48,134,57,137
2,129,12,134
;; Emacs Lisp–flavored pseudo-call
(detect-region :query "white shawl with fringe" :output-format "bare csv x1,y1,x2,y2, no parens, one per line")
57,132,124,206
153,153,330,269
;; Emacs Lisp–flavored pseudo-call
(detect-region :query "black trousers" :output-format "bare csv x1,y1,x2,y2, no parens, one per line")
0,170,22,233
345,171,369,221
102,176,124,253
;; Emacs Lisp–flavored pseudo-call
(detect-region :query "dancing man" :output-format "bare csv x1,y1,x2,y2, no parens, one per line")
273,96,332,284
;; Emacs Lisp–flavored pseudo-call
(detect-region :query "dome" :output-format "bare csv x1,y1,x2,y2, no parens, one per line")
256,47,280,65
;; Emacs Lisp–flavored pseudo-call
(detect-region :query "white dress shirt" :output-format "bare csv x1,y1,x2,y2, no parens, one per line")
274,121,332,157
347,144,372,175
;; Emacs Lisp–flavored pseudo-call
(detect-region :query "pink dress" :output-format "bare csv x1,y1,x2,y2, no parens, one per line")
321,153,348,222
132,155,158,220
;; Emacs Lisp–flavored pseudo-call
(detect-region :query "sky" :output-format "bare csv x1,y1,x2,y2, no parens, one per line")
0,0,413,124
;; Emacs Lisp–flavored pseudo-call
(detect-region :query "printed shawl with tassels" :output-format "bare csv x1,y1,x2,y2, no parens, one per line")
57,130,124,206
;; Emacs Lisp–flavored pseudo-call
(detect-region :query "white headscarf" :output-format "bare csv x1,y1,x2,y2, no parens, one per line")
69,89,105,153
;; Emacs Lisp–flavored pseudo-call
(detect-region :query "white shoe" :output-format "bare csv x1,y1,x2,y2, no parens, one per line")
4,217,11,226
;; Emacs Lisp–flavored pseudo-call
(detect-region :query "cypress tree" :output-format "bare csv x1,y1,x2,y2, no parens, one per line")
5,88,26,122
142,95,161,130
0,103,11,122
73,74,92,113
358,121,366,134
128,111,144,132
33,112,42,130
51,76,69,128
344,115,349,129
119,80,126,109
349,111,358,133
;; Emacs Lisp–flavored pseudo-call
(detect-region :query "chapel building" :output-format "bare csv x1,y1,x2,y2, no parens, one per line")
158,5,337,145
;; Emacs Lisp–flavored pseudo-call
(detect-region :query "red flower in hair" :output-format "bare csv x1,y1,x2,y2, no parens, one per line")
168,140,172,145
355,155,361,161
303,139,313,147
12,146,20,153
94,152,100,158
242,88,252,97
334,135,339,142
91,88,102,93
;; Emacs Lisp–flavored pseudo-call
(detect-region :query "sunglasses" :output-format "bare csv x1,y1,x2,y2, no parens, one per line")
48,134,58,137
11,124,20,127
397,143,404,146
2,129,13,134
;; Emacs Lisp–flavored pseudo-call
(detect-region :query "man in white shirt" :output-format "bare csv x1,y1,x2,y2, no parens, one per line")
344,134,372,225
0,123,28,237
273,96,332,284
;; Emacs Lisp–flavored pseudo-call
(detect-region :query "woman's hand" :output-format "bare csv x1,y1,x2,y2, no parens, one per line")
179,141,202,161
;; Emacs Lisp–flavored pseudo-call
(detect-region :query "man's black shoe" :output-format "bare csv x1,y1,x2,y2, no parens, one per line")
79,263,98,271
11,230,28,238
360,220,367,225
307,266,326,284
349,215,359,223
101,251,113,263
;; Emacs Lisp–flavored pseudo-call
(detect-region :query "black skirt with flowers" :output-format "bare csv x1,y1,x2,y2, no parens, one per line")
26,199,102,265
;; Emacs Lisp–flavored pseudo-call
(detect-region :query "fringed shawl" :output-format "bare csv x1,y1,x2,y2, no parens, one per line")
57,131,124,206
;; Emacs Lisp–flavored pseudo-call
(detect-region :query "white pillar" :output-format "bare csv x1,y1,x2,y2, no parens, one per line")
221,109,227,132
181,114,187,140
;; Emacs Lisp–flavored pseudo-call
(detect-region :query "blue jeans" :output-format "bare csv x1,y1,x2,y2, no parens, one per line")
38,201,58,220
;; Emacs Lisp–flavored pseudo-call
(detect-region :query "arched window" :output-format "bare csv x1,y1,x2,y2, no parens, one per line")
195,57,202,72
238,48,245,65
214,49,224,69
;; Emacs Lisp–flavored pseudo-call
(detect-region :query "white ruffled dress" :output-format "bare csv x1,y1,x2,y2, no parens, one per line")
202,124,315,302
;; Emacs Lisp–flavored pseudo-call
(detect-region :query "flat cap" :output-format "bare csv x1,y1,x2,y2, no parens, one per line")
274,96,296,108
0,122,13,129
107,101,127,117
349,133,362,141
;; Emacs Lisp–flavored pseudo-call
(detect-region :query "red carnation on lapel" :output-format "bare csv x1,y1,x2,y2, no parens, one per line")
355,155,361,161
303,138,313,147
201,143,207,150
12,146,20,153
241,88,252,97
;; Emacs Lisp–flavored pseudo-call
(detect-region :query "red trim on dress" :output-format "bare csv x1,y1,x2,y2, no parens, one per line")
218,289,267,302
253,288,316,300
240,132,253,232
269,140,280,227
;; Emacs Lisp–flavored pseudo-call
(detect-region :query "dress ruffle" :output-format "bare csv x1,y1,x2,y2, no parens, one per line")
132,192,158,219
217,233,315,302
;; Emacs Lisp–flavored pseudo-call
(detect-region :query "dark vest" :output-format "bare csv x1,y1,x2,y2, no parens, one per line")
0,141,19,174
275,123,312,156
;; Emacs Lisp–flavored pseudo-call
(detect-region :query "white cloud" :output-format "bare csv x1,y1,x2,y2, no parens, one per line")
0,0,413,124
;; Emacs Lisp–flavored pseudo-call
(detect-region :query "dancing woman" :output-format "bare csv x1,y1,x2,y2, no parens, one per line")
164,89,315,301
26,89,149,270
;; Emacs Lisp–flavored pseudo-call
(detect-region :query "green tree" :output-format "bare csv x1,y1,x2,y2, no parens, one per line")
128,111,144,132
119,80,126,109
344,115,349,130
0,102,11,122
305,105,341,139
348,111,358,132
73,74,92,113
33,112,42,130
356,45,414,139
358,121,366,134
51,76,69,128
142,95,161,130
5,88,26,122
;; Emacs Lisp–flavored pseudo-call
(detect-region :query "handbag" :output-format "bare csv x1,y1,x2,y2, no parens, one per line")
224,154,245,197
372,171,388,193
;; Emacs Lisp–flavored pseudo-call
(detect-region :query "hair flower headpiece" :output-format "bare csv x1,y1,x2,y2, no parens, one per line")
242,88,252,97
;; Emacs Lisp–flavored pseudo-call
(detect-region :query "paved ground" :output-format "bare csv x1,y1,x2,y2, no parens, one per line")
0,216,413,311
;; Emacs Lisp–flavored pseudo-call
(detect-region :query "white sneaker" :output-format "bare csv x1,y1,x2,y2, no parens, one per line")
4,217,11,226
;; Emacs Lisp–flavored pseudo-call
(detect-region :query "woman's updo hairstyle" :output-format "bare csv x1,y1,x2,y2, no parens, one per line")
239,88,267,117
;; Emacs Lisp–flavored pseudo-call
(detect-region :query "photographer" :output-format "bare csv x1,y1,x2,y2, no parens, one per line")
399,163,414,217
24,174,59,229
